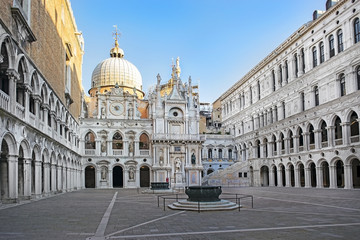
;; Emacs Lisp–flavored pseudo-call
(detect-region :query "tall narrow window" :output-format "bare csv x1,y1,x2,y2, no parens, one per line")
285,60,289,83
300,92,305,111
279,64,283,86
329,35,335,58
320,42,325,63
312,47,318,67
85,132,96,149
249,86,252,105
272,70,276,92
139,133,149,149
218,149,223,159
208,149,212,158
314,86,319,106
112,132,123,149
339,73,346,96
294,54,298,77
355,18,360,44
282,101,285,119
357,66,360,90
337,29,343,53
301,48,305,73
257,81,260,100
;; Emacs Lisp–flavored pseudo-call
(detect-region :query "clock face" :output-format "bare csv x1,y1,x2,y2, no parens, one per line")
110,102,124,116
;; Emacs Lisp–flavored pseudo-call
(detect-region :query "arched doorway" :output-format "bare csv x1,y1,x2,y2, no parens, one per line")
336,160,344,188
140,166,150,187
0,139,10,201
272,166,278,186
310,162,316,187
352,159,360,188
280,165,286,187
18,146,25,198
260,166,269,186
289,164,295,187
322,161,330,188
299,163,305,187
85,166,95,188
113,166,123,188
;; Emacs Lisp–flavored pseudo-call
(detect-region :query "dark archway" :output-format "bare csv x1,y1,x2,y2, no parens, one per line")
336,160,344,188
273,166,278,186
289,164,295,187
18,145,25,198
322,161,330,188
352,159,360,188
113,166,123,188
310,162,316,187
140,166,150,187
299,163,305,187
260,166,269,186
85,166,95,188
0,139,10,201
280,165,286,186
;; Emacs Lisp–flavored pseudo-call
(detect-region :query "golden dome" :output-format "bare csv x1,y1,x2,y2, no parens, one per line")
90,39,143,97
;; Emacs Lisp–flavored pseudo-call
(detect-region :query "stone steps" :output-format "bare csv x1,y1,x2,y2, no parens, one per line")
168,199,240,211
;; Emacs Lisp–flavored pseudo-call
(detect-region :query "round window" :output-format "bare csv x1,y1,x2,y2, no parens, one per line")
173,112,178,117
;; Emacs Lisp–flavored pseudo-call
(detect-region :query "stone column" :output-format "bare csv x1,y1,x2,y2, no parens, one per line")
341,122,350,145
7,155,18,201
41,104,50,127
314,129,322,149
277,169,283,187
43,162,50,195
33,96,41,121
304,167,311,188
290,57,296,81
57,166,62,192
303,132,310,151
272,107,277,122
284,137,290,154
326,126,335,147
298,51,304,76
24,85,31,122
34,160,43,197
23,158,32,198
285,168,291,187
329,165,336,188
316,166,323,188
260,113,264,128
7,70,19,114
277,102,284,121
282,64,287,86
293,135,300,153
294,167,300,187
62,167,67,191
254,114,259,130
51,164,57,192
344,164,352,189
269,168,275,187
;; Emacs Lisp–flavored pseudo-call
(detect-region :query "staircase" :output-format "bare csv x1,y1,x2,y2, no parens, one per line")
202,161,250,187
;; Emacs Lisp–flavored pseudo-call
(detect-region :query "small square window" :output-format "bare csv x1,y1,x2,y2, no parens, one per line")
174,146,181,151
244,172,248,178
238,172,242,178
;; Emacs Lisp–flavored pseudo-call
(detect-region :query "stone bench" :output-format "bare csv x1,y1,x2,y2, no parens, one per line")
151,182,169,190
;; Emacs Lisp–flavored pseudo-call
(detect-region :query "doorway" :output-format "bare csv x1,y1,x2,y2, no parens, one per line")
85,166,95,188
140,166,150,187
113,166,123,188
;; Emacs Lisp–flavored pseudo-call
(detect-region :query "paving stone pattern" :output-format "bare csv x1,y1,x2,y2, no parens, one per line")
0,187,359,239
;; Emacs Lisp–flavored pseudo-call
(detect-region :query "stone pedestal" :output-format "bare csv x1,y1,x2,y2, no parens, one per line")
99,180,108,188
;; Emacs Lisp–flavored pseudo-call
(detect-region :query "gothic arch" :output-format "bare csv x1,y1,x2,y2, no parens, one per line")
0,133,17,155
0,34,15,68
19,139,31,159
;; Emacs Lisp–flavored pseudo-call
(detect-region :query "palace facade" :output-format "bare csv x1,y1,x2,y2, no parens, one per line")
219,0,360,189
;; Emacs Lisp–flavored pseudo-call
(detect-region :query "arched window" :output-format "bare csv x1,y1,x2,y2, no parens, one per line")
300,92,305,111
249,86,252,104
319,42,325,63
289,131,294,150
298,128,304,151
208,149,212,158
279,64,283,86
263,138,268,157
280,133,285,151
112,132,123,149
85,132,96,149
255,140,260,158
272,135,277,153
329,35,335,58
16,58,26,106
218,149,223,159
357,66,360,90
294,53,298,77
321,121,327,144
228,149,232,159
334,116,342,141
301,48,305,73
354,18,360,44
309,125,315,145
339,74,346,96
285,60,289,83
29,76,36,114
312,47,318,67
139,133,149,149
314,86,319,106
350,112,359,141
272,70,276,92
337,29,343,53
0,42,10,95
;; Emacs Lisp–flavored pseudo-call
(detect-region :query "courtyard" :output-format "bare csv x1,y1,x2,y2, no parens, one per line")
0,187,359,240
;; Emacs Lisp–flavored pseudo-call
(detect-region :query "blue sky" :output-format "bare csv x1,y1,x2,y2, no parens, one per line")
71,0,325,103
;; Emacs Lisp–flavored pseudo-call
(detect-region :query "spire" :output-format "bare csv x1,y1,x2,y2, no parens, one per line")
175,57,181,78
110,25,124,58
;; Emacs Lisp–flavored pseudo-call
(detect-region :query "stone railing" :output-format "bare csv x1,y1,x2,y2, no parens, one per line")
140,150,150,156
153,134,203,141
85,149,95,155
113,150,123,156
0,89,9,111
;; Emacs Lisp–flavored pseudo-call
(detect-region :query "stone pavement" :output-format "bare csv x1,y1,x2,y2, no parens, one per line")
0,187,359,239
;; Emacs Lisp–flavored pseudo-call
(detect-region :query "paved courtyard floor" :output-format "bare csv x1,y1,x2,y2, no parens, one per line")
0,187,359,239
